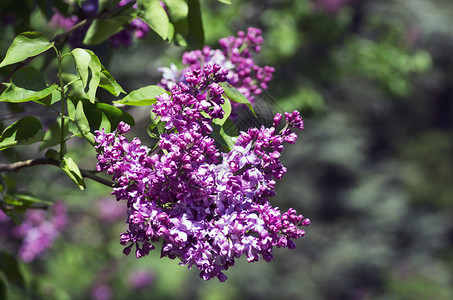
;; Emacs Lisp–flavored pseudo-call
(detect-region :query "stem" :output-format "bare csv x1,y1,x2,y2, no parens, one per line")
80,170,114,187
55,47,67,160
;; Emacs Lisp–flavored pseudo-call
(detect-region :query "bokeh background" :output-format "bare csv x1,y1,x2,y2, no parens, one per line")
1,0,453,299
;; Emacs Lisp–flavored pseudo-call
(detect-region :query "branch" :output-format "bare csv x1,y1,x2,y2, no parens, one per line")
80,169,114,188
0,158,114,188
0,158,59,171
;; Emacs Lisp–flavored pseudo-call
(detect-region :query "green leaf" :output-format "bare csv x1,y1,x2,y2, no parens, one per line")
71,48,101,103
41,118,70,150
74,101,95,145
162,0,189,22
0,251,25,288
60,157,86,190
99,65,125,96
83,18,126,45
219,82,256,117
213,95,232,126
187,0,204,48
136,0,170,40
211,119,238,151
95,103,135,129
0,117,45,151
69,98,134,137
0,272,6,300
113,85,167,106
217,0,231,4
4,192,53,214
98,0,121,11
99,112,111,133
147,121,166,139
0,31,54,68
15,193,53,206
0,66,58,104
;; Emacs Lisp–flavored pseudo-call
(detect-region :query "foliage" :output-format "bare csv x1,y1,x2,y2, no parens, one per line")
1,0,453,299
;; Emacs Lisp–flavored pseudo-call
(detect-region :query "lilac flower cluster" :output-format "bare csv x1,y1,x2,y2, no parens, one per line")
0,203,67,262
159,28,275,110
50,0,150,48
95,63,308,281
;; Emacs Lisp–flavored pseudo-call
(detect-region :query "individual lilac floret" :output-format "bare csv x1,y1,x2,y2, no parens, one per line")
159,28,275,113
12,202,67,262
95,65,308,283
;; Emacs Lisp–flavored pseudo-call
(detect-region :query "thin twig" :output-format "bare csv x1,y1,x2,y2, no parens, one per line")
80,169,114,187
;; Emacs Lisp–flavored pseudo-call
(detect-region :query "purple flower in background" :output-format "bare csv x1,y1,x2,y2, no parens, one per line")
312,0,351,14
95,62,309,281
97,198,126,223
11,202,67,263
128,269,155,290
91,284,113,300
159,28,275,113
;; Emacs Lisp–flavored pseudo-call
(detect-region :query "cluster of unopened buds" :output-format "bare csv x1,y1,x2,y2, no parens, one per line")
95,57,309,281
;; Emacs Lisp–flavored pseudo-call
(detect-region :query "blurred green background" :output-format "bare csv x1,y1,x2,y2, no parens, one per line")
1,0,453,299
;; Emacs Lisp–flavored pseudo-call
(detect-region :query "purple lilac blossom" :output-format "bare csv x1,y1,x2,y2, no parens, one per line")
97,197,126,223
12,202,67,262
91,284,113,300
159,28,275,111
95,63,309,281
128,269,155,290
312,0,351,14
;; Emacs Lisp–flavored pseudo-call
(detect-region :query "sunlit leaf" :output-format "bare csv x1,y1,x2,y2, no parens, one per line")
74,101,95,145
136,0,170,40
219,82,256,117
0,32,54,68
99,65,125,96
71,48,101,103
0,117,45,150
162,0,189,22
60,157,86,190
113,85,167,106
211,119,238,151
213,95,232,126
